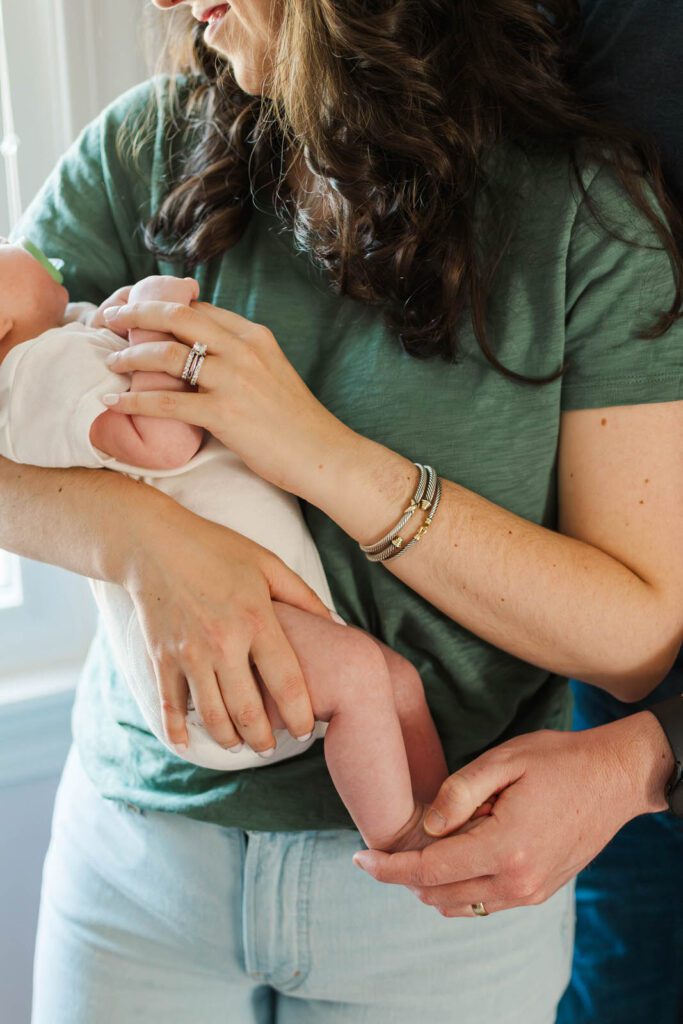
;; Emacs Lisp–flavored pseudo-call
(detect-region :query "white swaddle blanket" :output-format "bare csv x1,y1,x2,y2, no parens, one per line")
0,308,335,770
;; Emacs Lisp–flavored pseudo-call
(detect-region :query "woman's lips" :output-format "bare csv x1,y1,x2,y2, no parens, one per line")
199,4,230,24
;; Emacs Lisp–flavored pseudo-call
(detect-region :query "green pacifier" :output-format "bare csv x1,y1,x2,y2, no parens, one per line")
18,237,65,285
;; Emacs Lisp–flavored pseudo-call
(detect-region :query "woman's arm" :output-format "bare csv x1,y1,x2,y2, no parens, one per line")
2,86,337,749
102,301,683,702
0,455,332,750
0,456,142,581
310,399,683,700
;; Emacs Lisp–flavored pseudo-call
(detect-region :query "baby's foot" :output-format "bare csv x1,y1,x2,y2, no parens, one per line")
367,802,435,853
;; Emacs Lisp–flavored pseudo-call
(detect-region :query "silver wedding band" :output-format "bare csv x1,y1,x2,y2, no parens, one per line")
472,901,489,917
181,342,208,388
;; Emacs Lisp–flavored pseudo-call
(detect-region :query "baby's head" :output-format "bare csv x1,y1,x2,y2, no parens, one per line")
0,238,69,362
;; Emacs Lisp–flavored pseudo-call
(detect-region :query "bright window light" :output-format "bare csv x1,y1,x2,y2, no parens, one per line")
0,0,23,226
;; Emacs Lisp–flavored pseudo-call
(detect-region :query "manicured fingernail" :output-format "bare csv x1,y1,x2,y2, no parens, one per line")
257,746,276,758
175,743,188,753
102,394,120,406
424,809,446,835
103,306,121,320
296,731,313,742
105,352,119,365
227,742,244,754
353,852,371,870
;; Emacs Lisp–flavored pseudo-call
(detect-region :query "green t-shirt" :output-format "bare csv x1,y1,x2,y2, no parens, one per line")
15,81,681,829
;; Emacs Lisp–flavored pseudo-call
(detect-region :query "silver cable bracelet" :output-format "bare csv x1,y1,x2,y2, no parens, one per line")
363,465,440,563
377,476,442,563
359,463,429,556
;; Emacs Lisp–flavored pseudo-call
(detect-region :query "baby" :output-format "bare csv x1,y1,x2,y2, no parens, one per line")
0,238,448,851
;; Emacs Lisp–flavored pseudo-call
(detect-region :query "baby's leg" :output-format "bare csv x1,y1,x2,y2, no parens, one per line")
371,640,449,805
260,602,448,851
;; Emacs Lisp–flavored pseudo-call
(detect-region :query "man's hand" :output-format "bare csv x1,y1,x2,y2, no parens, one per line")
353,713,673,917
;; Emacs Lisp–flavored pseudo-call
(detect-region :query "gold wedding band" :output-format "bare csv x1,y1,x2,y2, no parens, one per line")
472,901,489,917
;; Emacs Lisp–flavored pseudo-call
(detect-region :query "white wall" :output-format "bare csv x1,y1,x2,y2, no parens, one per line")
0,3,154,1020
0,0,149,235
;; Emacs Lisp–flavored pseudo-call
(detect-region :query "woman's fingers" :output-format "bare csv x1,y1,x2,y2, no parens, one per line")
101,387,210,425
92,286,134,333
105,340,217,384
103,300,238,352
185,666,244,750
155,659,190,748
191,300,254,333
215,657,277,755
128,518,328,761
261,552,334,622
250,617,315,741
158,645,277,755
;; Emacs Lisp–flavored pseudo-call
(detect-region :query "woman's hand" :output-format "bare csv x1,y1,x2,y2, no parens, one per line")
100,300,357,497
91,285,133,331
125,502,334,753
353,714,673,916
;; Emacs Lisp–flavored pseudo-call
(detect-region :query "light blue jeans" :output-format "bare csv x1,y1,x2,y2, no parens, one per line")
32,745,574,1023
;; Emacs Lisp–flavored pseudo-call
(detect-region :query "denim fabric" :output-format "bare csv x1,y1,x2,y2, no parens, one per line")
558,656,683,1024
32,745,574,1024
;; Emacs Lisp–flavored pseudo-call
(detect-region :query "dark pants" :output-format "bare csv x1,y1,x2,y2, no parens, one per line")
557,653,683,1024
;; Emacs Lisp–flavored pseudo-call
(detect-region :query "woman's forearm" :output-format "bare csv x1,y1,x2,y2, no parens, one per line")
308,434,679,699
0,455,172,584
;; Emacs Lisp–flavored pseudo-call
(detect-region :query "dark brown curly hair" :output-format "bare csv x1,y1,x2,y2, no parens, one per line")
140,0,682,382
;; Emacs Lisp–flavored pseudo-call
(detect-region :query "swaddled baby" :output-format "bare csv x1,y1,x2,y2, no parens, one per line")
0,238,448,852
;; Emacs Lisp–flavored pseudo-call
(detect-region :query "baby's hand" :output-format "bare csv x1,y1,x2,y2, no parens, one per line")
92,277,200,334
91,275,204,470
129,275,200,307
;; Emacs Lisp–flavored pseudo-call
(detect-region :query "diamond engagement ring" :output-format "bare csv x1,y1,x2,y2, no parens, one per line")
181,343,208,388
471,902,489,917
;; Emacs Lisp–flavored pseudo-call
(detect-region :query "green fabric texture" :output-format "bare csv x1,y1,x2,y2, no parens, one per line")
14,80,682,829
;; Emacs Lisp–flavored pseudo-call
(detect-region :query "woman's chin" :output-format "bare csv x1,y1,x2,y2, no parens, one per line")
211,48,265,95
231,67,265,96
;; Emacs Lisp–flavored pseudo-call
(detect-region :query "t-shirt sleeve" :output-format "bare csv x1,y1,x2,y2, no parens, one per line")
0,327,130,469
9,80,162,305
561,166,682,411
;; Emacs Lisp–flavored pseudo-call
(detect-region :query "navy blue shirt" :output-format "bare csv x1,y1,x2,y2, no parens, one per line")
576,0,683,203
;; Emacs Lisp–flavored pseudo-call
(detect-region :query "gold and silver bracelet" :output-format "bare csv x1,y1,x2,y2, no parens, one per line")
376,473,442,564
360,463,429,557
360,463,442,563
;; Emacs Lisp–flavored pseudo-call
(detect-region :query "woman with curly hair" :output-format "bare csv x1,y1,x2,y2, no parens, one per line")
5,1,681,1021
